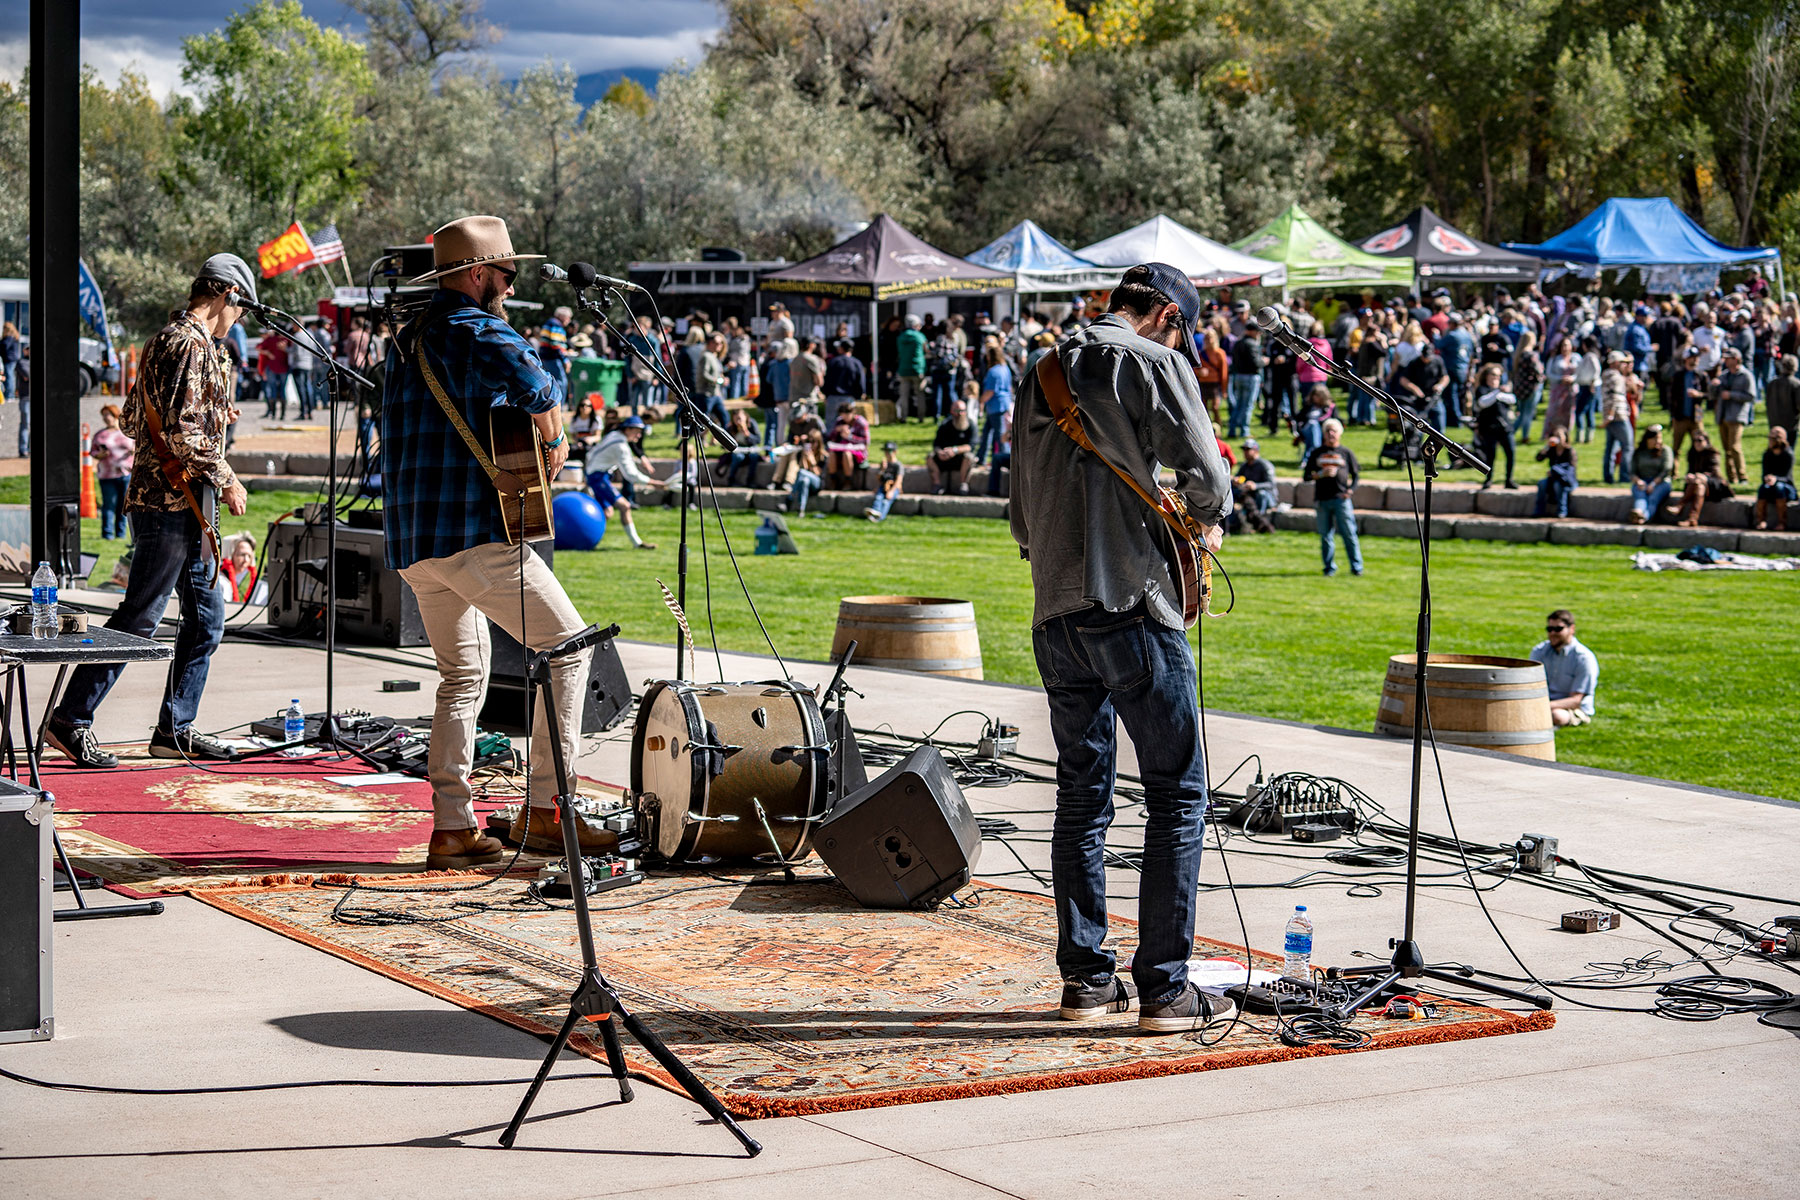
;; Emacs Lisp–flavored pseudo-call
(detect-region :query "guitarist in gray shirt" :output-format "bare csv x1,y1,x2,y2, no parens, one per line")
1009,262,1234,1035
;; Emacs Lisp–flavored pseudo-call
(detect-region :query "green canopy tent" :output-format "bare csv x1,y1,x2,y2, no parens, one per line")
1231,205,1414,295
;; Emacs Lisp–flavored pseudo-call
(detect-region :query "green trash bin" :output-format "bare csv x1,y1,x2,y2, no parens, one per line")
569,357,627,409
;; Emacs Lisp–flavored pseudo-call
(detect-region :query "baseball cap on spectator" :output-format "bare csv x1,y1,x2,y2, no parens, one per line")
883,440,898,452
619,415,647,429
1721,345,1743,359
1243,438,1260,450
1446,311,1463,324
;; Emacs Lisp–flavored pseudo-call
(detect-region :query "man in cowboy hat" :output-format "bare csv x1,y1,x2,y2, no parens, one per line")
383,215,617,869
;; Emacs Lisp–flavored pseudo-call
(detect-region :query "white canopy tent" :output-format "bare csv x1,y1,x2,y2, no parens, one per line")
1078,215,1286,288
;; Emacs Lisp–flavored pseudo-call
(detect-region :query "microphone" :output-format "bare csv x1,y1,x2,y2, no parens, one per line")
229,289,277,317
540,262,642,292
1255,306,1314,357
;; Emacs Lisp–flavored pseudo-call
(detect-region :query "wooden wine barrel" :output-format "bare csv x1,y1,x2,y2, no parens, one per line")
831,596,983,679
1375,653,1556,761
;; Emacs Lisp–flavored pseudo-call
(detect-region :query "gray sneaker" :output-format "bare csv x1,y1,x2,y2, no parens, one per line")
1138,983,1238,1035
44,722,118,769
149,727,238,762
1058,976,1137,1022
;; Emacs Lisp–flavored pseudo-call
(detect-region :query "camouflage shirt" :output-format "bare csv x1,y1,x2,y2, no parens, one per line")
124,311,238,512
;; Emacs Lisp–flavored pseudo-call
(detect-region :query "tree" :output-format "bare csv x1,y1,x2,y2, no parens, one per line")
1719,11,1800,243
342,0,499,77
182,0,375,221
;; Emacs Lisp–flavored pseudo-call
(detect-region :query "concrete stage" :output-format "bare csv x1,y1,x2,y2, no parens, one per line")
2,616,1794,1199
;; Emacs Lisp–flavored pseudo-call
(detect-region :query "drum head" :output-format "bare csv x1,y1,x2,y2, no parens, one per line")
635,683,703,860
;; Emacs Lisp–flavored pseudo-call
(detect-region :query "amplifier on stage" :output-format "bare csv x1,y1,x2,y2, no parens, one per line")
0,779,53,1043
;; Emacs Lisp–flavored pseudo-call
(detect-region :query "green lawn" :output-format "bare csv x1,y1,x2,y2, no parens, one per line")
548,502,1795,803
21,477,1793,801
643,389,1784,490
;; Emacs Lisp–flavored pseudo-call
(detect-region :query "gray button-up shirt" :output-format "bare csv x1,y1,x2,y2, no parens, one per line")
1009,314,1232,630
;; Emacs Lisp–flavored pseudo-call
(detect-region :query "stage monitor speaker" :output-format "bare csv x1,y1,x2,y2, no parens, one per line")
816,745,980,909
0,780,52,1043
480,622,633,736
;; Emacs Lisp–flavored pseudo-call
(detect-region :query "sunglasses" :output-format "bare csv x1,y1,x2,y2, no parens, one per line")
483,263,518,285
1545,624,1568,632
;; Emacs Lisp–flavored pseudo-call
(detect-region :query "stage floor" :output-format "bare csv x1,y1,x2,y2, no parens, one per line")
3,615,1795,1198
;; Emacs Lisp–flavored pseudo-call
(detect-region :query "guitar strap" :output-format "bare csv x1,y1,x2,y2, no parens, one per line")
137,390,222,586
407,315,532,500
1034,348,1201,543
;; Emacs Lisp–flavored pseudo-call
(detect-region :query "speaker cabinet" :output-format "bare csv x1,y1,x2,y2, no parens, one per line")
0,780,52,1043
816,745,981,909
480,623,633,736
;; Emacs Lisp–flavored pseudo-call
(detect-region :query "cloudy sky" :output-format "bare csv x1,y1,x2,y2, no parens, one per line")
0,1,719,97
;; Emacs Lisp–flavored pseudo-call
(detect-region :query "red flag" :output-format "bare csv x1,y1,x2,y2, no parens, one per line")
258,222,317,279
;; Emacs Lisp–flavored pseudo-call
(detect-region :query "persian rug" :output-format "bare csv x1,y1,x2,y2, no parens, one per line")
40,745,619,896
193,874,1555,1118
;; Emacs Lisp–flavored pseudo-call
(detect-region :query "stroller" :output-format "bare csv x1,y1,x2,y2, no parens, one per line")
1376,405,1482,471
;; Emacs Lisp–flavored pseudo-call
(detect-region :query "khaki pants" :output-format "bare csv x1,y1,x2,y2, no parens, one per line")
1668,417,1703,459
1719,420,1747,483
896,375,927,420
400,541,590,830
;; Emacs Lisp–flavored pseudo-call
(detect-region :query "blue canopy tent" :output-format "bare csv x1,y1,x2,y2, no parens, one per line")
966,219,1121,294
1504,197,1783,295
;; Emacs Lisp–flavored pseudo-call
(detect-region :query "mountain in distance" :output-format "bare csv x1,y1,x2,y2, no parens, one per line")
574,68,662,108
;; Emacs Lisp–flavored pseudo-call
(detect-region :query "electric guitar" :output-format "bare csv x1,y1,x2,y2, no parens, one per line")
1034,350,1214,627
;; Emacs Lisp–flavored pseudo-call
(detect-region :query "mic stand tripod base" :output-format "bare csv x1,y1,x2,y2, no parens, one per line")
1330,939,1553,1022
499,650,762,1157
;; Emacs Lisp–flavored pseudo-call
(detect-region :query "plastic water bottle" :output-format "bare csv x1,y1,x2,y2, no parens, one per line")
1283,905,1314,981
30,562,57,639
282,699,306,756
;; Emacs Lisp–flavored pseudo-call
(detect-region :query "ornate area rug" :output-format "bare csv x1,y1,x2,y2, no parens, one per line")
193,874,1554,1118
41,746,618,895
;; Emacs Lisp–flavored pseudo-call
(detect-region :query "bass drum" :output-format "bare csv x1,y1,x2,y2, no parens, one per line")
631,680,831,864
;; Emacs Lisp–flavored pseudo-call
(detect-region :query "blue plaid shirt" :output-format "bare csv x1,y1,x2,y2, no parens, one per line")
381,289,557,569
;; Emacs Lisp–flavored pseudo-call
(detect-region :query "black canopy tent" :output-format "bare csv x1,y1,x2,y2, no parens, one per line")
758,214,1014,400
1357,206,1541,286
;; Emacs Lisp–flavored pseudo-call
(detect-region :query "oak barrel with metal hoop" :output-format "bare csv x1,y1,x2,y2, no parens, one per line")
830,596,983,679
1375,653,1556,761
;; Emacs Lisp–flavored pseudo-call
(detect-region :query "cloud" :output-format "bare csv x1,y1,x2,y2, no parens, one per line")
0,1,719,93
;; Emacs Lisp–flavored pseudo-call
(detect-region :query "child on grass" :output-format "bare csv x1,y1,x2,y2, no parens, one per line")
863,441,903,522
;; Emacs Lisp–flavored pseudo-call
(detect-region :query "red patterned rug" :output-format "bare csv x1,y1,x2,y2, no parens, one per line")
192,873,1554,1118
40,747,617,896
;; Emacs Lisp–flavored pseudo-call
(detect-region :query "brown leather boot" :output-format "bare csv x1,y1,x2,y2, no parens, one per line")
511,803,623,856
425,828,507,870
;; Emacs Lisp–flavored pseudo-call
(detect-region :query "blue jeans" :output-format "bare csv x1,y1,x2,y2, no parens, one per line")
727,365,749,398
720,450,762,485
1315,496,1362,574
931,372,957,419
789,468,821,513
98,476,128,539
292,369,315,419
976,412,1007,465
867,490,895,520
1573,385,1597,439
1033,603,1208,1005
1227,374,1260,437
1423,399,1447,433
1631,478,1671,520
1602,419,1633,484
1537,474,1574,517
1349,382,1376,426
757,405,781,448
53,506,225,736
1511,382,1542,441
263,371,288,418
1443,376,1465,427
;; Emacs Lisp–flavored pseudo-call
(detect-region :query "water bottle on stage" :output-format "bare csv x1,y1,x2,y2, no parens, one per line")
282,700,306,756
30,562,57,639
1283,905,1314,981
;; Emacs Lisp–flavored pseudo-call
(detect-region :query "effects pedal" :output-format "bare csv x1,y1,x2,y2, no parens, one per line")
1225,974,1327,1016
976,721,1019,760
537,854,643,899
1561,909,1621,933
1291,823,1343,843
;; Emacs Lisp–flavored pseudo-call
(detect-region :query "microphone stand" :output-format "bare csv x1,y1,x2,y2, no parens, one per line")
233,302,378,760
1263,320,1550,1018
568,286,736,683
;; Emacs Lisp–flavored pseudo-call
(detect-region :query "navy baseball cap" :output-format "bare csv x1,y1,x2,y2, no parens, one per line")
1121,262,1204,367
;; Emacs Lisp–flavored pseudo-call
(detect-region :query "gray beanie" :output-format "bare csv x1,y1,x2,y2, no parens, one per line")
195,252,258,305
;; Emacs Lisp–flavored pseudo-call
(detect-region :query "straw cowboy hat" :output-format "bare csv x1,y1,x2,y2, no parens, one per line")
409,215,544,284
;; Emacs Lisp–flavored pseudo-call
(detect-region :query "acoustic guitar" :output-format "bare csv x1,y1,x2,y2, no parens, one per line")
487,407,555,544
1035,350,1214,628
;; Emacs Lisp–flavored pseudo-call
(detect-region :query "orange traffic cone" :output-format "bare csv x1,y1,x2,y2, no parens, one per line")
746,367,760,401
79,422,98,518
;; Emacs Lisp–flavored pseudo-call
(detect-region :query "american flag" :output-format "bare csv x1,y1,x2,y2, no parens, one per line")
308,223,346,265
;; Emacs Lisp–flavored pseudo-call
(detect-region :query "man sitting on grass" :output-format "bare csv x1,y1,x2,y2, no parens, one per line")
930,397,977,495
1529,609,1597,727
